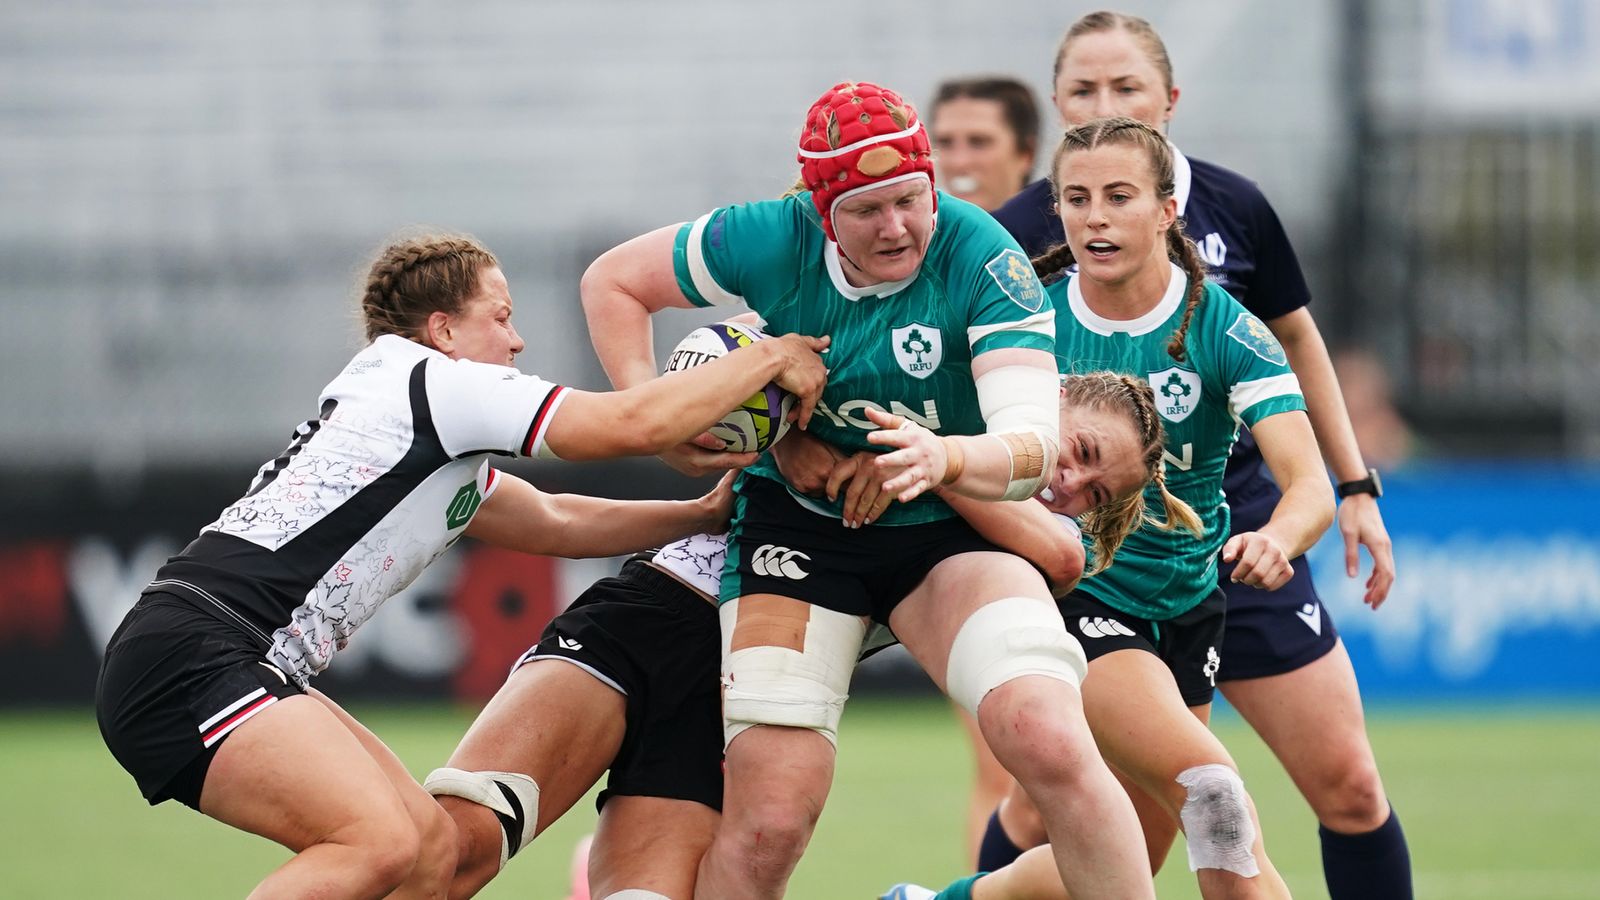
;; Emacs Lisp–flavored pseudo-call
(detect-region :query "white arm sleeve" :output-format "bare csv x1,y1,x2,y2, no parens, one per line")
425,358,571,460
975,363,1061,500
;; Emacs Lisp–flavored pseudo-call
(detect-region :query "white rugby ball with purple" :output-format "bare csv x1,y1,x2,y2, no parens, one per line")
664,322,796,453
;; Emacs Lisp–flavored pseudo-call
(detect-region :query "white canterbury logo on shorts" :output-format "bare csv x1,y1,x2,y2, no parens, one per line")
751,544,811,580
1078,616,1136,639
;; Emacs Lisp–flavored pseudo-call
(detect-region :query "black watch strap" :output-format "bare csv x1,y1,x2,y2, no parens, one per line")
1336,468,1383,499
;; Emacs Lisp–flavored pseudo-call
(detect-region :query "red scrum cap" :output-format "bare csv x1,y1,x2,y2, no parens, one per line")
797,81,935,242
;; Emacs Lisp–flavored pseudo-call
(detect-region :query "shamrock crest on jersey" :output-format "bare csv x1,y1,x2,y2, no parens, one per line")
1226,313,1287,365
1148,366,1202,423
985,248,1046,313
892,323,943,379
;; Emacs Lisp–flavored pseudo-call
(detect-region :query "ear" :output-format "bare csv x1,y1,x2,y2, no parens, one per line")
424,309,455,355
1165,86,1181,122
1158,195,1179,234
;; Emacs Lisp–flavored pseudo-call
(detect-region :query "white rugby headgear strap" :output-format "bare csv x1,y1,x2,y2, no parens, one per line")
974,363,1061,500
719,598,867,748
945,596,1087,716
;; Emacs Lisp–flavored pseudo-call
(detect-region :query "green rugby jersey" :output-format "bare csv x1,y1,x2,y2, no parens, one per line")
1054,264,1306,619
673,190,1054,525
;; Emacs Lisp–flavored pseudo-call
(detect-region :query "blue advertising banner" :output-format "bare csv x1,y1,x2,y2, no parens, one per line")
1307,464,1600,700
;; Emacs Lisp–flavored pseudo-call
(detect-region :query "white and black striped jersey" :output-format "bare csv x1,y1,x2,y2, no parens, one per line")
146,334,569,686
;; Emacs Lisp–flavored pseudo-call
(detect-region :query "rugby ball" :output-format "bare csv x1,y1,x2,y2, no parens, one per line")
664,322,797,453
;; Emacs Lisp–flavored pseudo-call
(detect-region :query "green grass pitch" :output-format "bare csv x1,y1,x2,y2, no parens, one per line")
3,697,1596,898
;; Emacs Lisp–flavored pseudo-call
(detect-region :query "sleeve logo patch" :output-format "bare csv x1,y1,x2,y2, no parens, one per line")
1147,366,1202,423
891,322,943,380
1226,313,1287,366
985,248,1045,313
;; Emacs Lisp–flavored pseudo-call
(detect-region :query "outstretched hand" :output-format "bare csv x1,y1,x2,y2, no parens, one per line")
863,407,948,503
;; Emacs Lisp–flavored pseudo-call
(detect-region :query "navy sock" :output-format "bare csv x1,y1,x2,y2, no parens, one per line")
1320,808,1413,900
976,809,1025,873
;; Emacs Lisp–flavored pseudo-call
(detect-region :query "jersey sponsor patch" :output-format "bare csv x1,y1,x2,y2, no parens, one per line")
1226,313,1287,366
891,322,943,380
1149,366,1202,423
984,248,1046,313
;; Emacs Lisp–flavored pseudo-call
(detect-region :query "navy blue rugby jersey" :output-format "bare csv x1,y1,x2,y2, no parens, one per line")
995,148,1313,534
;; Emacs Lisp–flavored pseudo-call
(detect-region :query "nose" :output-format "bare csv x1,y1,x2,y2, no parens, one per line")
881,208,908,240
1091,89,1118,119
508,324,526,356
940,142,971,174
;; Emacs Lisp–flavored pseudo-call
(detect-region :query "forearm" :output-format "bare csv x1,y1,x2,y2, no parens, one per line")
1272,309,1368,482
532,494,720,558
1258,478,1336,559
939,434,1020,500
941,490,1084,593
549,344,787,460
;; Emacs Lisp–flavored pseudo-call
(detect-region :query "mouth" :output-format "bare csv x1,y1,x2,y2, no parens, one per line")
1084,239,1120,261
949,175,979,195
878,246,911,260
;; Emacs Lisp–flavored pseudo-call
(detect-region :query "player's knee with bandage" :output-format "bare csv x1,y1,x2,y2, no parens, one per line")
718,599,865,747
1177,763,1261,877
423,768,541,874
945,596,1087,715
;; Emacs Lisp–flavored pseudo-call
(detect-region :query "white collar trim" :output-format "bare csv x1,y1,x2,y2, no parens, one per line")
1067,262,1187,336
1170,142,1191,217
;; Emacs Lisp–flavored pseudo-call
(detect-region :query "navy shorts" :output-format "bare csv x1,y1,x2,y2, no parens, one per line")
514,559,723,812
1215,553,1339,681
96,593,304,809
724,474,1006,623
1058,588,1226,706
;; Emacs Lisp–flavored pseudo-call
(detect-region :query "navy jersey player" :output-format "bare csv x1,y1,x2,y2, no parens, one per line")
94,232,826,899
983,12,1410,900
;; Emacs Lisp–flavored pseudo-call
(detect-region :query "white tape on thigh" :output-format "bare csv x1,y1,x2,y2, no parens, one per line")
719,599,867,748
423,768,540,869
600,891,672,900
944,596,1087,716
1177,764,1260,877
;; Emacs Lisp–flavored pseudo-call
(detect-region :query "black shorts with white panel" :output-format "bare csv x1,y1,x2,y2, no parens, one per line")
723,474,1007,623
513,557,724,812
1057,587,1227,707
96,593,304,809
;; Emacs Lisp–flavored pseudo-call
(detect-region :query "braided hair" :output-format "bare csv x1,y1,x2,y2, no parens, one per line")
360,232,499,343
1063,371,1202,574
1032,116,1209,363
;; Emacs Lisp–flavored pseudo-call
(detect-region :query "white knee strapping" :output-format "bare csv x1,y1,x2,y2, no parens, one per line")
600,891,672,900
945,596,1087,716
423,768,540,870
1177,764,1260,877
719,599,866,748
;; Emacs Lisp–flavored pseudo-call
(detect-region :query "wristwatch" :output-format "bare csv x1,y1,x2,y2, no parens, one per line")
1336,468,1383,499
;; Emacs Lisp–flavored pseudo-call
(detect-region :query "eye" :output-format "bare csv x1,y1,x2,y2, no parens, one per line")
1066,195,1087,207
1072,88,1091,97
1110,192,1131,204
1079,440,1089,462
898,195,916,208
1119,86,1138,94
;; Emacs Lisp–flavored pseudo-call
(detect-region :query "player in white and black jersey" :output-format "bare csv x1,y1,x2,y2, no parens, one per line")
94,232,826,900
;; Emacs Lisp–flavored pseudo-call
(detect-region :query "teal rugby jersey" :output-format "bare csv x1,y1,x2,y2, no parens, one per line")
672,190,1054,525
1054,264,1305,619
